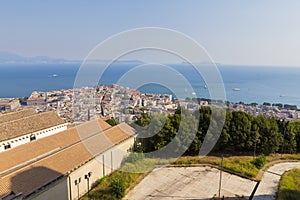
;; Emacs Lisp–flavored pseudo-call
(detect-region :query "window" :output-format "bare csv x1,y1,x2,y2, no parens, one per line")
4,144,11,150
30,135,36,141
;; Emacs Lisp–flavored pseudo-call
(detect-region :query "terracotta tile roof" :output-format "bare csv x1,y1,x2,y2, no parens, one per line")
0,119,110,174
0,111,65,142
0,120,135,198
0,109,36,125
0,143,92,198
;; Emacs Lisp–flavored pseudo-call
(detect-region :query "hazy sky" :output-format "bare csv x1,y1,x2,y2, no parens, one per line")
1,0,300,66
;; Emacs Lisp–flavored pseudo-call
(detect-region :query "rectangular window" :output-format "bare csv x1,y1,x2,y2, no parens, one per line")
30,135,36,141
4,144,11,150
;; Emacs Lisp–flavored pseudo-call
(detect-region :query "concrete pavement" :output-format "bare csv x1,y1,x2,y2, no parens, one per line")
124,166,257,200
124,162,300,200
253,162,300,200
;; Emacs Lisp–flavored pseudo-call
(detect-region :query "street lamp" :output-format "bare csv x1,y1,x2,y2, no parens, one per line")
74,178,81,200
85,172,92,199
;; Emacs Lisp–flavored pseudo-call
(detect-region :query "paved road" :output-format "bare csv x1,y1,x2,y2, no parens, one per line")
124,166,256,200
253,162,300,200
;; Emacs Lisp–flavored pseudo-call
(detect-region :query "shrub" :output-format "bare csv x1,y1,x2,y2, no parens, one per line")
126,152,144,163
98,176,108,185
252,154,266,169
110,178,125,199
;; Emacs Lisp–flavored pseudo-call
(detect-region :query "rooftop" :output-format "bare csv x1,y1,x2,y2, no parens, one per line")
0,119,135,198
0,111,65,142
0,109,35,125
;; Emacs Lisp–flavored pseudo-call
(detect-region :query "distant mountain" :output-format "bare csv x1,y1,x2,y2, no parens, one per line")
0,51,147,65
82,59,144,65
0,51,81,64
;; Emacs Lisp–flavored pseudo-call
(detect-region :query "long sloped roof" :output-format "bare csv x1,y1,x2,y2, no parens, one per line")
0,120,135,198
0,109,36,125
0,111,65,142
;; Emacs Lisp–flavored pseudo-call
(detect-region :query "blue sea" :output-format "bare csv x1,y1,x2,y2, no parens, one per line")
1,63,300,107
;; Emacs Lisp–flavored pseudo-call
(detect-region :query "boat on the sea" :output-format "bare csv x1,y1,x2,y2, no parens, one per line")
52,74,58,77
232,88,241,91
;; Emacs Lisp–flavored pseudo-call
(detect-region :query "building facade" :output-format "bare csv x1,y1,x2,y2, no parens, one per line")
0,119,136,200
0,110,67,152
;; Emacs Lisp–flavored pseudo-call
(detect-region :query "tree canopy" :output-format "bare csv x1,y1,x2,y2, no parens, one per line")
134,106,300,156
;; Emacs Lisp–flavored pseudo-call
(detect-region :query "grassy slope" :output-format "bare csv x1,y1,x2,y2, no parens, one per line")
80,158,167,200
277,168,300,200
174,156,260,178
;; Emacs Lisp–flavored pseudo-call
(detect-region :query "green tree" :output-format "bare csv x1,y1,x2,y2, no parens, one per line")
294,122,300,153
229,111,251,151
106,117,118,126
257,116,282,154
135,113,151,127
215,111,232,151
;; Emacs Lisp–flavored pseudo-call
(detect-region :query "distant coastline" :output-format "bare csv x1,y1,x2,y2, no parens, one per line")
0,63,300,108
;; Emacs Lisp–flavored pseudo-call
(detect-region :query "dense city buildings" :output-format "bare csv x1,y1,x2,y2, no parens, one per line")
0,99,20,111
12,84,300,124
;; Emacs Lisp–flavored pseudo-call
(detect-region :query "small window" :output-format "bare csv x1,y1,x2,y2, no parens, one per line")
30,135,36,141
4,144,11,150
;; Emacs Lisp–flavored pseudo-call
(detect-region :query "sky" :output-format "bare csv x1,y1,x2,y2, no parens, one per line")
1,0,300,66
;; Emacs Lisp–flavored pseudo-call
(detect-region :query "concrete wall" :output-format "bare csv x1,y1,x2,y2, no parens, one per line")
0,123,67,153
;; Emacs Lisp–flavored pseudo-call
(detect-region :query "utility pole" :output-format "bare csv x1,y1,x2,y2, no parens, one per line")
218,155,224,198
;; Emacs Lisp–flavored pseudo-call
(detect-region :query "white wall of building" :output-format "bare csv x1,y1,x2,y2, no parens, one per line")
30,135,135,200
68,137,134,200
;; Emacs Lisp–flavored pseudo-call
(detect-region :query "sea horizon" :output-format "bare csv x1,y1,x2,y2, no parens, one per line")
1,63,300,107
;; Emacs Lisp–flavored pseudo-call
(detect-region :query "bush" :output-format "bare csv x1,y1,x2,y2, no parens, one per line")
106,117,118,126
126,152,144,163
252,154,266,169
98,176,108,185
110,178,125,199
